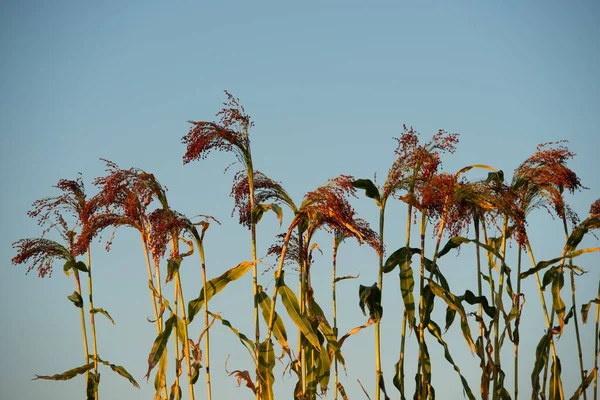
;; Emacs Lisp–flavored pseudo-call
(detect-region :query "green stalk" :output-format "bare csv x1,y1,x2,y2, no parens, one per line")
73,269,90,386
196,229,212,400
398,203,413,400
332,235,340,400
417,211,427,399
492,216,508,400
474,217,483,337
561,215,587,400
300,231,307,397
375,205,385,400
480,223,496,309
594,281,599,400
175,273,195,400
246,163,261,400
86,250,99,400
141,234,168,399
514,246,522,400
173,276,180,396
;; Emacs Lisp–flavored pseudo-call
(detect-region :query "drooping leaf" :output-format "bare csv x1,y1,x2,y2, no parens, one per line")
311,299,346,369
379,374,391,400
317,340,332,394
67,291,83,308
208,312,255,360
166,257,182,283
427,281,475,351
169,383,182,400
336,382,349,400
253,203,283,226
531,333,550,398
520,247,599,280
153,353,167,394
188,261,252,323
359,283,383,323
86,371,100,400
257,340,275,400
457,290,497,319
569,367,597,400
581,298,600,324
565,217,600,252
145,315,176,380
96,356,140,388
352,179,381,205
392,359,407,400
334,273,359,283
64,260,89,273
33,362,94,381
338,319,375,348
228,369,256,394
383,246,419,273
256,286,290,356
91,308,115,324
277,278,321,350
551,268,566,331
427,320,475,400
549,357,564,400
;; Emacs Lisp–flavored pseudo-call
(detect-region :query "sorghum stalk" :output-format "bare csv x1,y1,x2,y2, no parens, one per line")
514,247,522,400
417,211,427,398
561,215,587,400
595,280,599,400
492,216,508,400
73,268,90,379
398,203,413,400
375,205,385,400
196,228,212,400
332,235,340,400
86,249,99,400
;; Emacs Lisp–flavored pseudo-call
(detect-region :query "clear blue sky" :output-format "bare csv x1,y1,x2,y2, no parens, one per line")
1,1,599,399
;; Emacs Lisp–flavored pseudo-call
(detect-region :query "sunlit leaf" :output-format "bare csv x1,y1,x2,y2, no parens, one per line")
145,315,175,380
208,312,255,360
33,362,94,381
86,371,100,400
91,308,115,324
256,286,289,356
428,281,475,351
569,367,597,400
581,298,600,324
531,333,550,398
95,356,140,388
166,257,182,284
278,278,321,350
257,340,275,400
188,261,252,323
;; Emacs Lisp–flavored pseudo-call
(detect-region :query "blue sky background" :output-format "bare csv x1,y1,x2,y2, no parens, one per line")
1,1,599,399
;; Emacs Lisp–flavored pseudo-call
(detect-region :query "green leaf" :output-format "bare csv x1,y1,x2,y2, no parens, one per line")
96,356,140,388
277,278,321,350
531,333,550,398
427,281,475,351
75,261,89,272
188,261,252,323
33,362,94,381
208,311,255,359
145,314,176,380
520,247,599,279
64,260,89,273
91,308,115,324
427,320,475,400
566,217,600,252
569,367,597,400
86,371,100,400
317,340,332,394
486,170,504,184
166,257,182,283
581,298,600,324
352,179,381,204
457,290,496,319
393,359,407,400
67,291,83,308
358,283,383,323
311,299,345,369
549,357,564,400
383,246,419,273
551,268,566,331
153,353,167,394
256,286,289,356
252,203,283,226
257,340,275,400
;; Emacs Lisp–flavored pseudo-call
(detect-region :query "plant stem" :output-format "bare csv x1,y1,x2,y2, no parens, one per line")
73,269,90,385
196,229,212,400
417,211,427,399
332,235,339,400
514,246,522,400
173,276,180,396
141,233,169,399
594,280,599,400
246,164,261,400
299,229,307,397
398,203,412,400
492,216,508,400
86,250,99,400
562,215,587,400
175,272,195,400
375,205,385,400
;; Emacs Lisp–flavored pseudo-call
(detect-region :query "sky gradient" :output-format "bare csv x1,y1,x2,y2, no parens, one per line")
1,1,599,399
